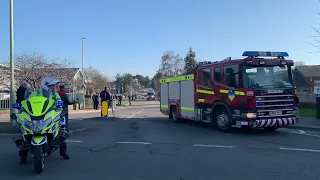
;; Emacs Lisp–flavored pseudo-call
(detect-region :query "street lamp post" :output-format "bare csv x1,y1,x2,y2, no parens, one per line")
82,37,86,109
9,0,16,124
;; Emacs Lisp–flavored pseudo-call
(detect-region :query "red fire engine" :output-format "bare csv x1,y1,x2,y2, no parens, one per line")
159,51,299,132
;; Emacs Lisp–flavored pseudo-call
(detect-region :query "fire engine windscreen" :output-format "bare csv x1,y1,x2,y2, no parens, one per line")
242,65,293,88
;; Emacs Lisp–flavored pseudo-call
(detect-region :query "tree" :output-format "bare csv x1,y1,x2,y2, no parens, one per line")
159,51,184,77
294,61,306,67
309,4,320,52
151,70,163,91
0,64,21,92
83,66,109,94
115,73,134,93
133,74,151,88
183,47,197,74
0,52,75,90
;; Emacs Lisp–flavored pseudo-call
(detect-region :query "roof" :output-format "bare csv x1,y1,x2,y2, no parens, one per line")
24,67,82,80
0,63,22,71
295,65,320,77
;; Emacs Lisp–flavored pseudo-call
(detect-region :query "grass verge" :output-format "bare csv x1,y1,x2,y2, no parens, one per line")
299,108,316,118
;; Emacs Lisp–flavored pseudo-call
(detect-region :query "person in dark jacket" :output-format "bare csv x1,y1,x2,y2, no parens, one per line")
58,85,75,130
92,93,99,110
16,81,29,104
57,85,75,160
100,87,110,117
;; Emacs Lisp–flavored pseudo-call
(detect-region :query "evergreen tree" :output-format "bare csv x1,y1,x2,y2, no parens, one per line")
184,47,197,74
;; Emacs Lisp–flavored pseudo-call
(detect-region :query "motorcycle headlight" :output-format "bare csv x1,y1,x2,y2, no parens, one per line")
24,118,52,133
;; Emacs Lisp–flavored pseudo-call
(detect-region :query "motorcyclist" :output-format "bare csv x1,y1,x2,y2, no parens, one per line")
42,78,70,160
18,77,70,164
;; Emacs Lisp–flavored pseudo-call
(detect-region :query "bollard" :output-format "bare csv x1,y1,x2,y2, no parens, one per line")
317,96,320,119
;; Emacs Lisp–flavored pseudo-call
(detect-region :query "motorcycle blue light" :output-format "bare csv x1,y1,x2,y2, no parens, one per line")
12,103,21,109
56,101,64,107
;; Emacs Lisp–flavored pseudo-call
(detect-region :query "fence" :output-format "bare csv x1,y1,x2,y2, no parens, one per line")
297,90,317,104
0,92,85,110
0,99,10,110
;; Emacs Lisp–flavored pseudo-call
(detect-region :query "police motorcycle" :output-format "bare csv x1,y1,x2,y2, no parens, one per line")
12,88,68,173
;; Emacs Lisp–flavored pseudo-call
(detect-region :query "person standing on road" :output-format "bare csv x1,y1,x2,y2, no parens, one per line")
16,81,31,104
100,87,111,117
128,94,132,106
118,94,123,106
92,93,99,110
58,85,75,132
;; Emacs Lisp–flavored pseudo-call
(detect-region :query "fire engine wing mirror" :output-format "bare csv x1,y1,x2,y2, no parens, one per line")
226,68,234,74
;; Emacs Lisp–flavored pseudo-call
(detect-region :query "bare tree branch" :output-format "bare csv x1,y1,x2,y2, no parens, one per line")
83,66,109,94
309,3,320,53
0,52,76,90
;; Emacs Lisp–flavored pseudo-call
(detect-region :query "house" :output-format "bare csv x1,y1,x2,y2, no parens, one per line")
0,65,85,97
293,65,320,103
293,65,320,92
0,64,22,99
37,68,85,93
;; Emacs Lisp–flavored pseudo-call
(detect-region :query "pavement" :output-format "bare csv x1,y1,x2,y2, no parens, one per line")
1,100,320,179
287,116,320,131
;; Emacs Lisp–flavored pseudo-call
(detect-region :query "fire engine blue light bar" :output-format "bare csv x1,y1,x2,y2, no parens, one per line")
242,51,289,57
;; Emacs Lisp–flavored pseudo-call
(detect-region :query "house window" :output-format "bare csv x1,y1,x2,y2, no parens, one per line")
214,67,221,83
199,68,211,87
224,65,239,87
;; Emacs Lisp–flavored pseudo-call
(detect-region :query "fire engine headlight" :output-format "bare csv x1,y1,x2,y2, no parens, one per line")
241,113,257,119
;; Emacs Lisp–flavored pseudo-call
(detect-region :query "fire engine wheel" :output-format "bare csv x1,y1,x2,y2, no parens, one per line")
170,107,180,122
214,109,232,132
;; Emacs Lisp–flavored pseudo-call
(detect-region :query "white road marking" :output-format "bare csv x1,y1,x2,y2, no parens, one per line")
116,141,152,145
123,114,135,120
66,140,83,143
193,144,234,148
280,147,320,153
298,130,305,134
288,131,320,138
124,109,144,120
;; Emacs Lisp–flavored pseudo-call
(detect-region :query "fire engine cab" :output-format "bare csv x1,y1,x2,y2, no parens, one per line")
159,51,299,132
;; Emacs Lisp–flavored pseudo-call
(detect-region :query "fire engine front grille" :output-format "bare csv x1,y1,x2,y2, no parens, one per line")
255,94,294,118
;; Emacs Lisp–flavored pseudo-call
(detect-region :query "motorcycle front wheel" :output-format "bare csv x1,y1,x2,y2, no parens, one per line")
33,145,44,173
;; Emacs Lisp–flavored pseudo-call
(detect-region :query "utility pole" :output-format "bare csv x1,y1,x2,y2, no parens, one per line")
82,37,86,109
9,0,16,124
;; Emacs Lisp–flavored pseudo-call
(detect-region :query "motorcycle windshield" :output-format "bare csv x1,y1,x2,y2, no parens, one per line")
21,90,56,117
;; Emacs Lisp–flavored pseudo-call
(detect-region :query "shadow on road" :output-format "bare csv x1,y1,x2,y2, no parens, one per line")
144,117,289,136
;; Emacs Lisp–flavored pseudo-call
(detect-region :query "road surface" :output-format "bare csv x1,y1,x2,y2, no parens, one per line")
1,100,320,180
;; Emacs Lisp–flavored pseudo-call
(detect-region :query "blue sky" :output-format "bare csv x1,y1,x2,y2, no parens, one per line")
0,0,319,78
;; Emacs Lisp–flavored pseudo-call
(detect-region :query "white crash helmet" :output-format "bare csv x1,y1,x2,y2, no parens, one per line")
41,77,61,91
